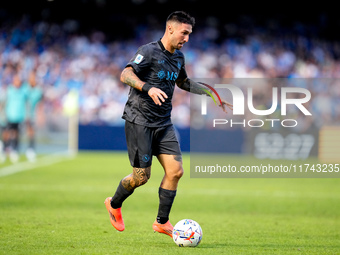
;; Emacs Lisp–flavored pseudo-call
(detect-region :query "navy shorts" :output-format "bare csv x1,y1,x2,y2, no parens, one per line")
125,121,181,168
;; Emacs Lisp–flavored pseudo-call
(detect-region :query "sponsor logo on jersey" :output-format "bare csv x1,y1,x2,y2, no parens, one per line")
157,70,178,81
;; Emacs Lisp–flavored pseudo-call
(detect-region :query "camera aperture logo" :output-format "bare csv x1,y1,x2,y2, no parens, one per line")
199,84,312,128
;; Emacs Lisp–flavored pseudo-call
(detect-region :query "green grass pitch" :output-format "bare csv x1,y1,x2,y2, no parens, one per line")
0,152,339,254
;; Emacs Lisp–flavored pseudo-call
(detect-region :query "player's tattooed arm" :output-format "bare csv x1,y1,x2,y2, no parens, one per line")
120,67,168,106
176,77,212,96
120,67,145,91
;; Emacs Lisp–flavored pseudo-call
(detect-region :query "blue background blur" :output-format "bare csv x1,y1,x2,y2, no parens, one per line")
0,0,339,153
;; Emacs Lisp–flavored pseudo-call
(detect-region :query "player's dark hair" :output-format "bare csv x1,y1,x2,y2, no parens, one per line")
166,11,195,27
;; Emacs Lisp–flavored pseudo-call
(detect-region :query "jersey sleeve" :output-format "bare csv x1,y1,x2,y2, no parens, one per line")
177,58,188,82
126,45,151,74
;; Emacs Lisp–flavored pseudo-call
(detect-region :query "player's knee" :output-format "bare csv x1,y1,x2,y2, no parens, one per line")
172,166,184,181
139,173,149,185
133,167,151,187
178,167,184,179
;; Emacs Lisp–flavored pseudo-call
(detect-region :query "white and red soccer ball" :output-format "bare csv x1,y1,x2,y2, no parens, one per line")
172,219,203,247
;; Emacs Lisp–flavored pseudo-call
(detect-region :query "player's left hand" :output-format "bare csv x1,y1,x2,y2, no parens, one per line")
148,87,168,106
218,99,233,113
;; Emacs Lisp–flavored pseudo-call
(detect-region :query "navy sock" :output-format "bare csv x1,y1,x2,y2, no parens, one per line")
157,187,176,224
111,181,134,209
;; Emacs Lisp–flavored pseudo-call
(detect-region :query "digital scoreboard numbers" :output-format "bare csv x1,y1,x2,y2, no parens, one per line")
319,126,340,163
253,132,315,160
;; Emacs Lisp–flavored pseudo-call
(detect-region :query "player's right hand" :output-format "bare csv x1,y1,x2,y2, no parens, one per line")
148,87,168,106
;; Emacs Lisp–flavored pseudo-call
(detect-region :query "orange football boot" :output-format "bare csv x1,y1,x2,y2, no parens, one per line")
104,197,125,231
152,220,173,238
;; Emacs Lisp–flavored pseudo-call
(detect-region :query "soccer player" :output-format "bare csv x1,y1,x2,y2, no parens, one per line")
0,85,7,163
105,11,232,237
25,71,43,162
3,74,28,163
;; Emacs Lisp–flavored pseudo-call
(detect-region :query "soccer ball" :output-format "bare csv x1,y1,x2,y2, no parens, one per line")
172,219,203,247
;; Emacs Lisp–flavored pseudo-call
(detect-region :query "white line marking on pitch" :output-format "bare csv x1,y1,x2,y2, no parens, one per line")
0,151,74,177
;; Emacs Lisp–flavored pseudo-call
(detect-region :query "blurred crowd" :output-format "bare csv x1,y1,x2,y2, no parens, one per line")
1,17,340,131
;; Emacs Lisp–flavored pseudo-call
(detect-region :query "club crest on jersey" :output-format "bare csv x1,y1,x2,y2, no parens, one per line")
158,70,166,80
133,54,144,64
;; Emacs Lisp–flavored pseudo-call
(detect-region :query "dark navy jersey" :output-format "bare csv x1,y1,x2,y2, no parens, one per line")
122,40,187,127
